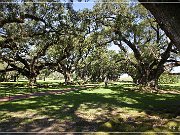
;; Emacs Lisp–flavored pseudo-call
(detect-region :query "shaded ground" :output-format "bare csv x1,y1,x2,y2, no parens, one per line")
0,86,94,102
0,82,179,133
0,81,84,98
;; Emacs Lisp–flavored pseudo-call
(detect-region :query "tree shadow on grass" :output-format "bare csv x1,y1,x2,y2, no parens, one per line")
0,84,179,132
0,93,112,132
0,113,57,132
108,85,180,118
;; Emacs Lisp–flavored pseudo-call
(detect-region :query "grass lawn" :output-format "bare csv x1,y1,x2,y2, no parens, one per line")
0,82,179,133
0,81,83,98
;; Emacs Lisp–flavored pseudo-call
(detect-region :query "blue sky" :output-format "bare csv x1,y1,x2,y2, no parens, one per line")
73,1,95,11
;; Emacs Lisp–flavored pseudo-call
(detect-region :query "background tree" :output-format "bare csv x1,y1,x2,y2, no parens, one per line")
46,9,98,84
92,1,179,88
76,47,123,82
0,1,68,85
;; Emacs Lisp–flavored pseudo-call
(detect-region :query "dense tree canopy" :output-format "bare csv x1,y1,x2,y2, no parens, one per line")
0,1,70,85
89,1,179,88
0,0,179,88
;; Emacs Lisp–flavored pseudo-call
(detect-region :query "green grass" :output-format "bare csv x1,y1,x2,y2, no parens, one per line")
0,81,84,98
0,82,179,132
159,82,180,91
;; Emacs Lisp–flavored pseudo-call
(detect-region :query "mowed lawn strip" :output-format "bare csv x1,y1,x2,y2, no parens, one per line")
0,81,93,99
0,83,179,132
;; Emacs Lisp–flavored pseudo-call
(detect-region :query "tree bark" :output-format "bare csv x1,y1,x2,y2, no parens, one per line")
13,75,17,82
139,0,180,51
134,67,164,89
0,73,6,82
28,76,37,87
28,67,37,87
64,71,72,84
137,74,159,89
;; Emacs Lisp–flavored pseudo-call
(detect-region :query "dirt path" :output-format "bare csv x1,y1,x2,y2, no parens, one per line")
0,85,95,102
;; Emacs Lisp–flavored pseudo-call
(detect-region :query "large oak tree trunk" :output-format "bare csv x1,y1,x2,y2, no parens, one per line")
28,76,37,87
134,54,171,89
139,0,180,51
13,75,17,82
28,76,37,93
0,73,6,82
134,67,164,89
137,74,159,89
28,68,38,87
64,71,72,85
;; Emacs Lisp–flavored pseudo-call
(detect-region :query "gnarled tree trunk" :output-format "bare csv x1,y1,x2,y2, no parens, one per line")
28,69,38,87
134,67,164,89
28,76,37,87
137,74,159,89
64,70,72,85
